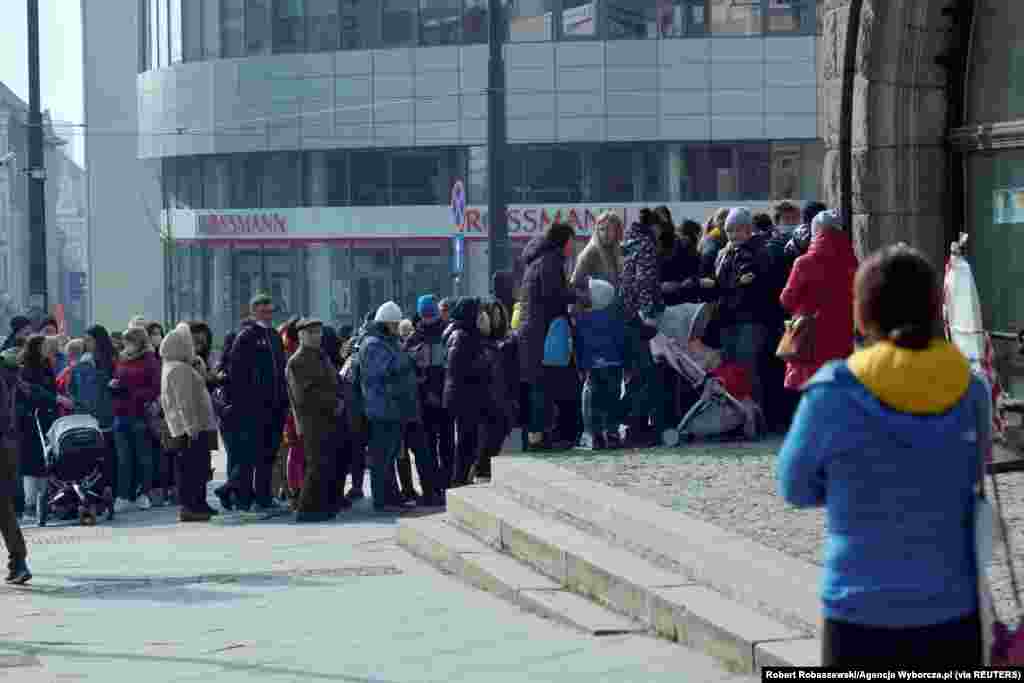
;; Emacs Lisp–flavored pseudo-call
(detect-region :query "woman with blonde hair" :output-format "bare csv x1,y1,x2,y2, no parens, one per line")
571,211,623,288
698,207,730,278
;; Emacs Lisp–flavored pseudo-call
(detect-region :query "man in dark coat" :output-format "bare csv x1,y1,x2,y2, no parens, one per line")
216,293,289,513
516,223,587,451
0,349,29,583
286,319,340,522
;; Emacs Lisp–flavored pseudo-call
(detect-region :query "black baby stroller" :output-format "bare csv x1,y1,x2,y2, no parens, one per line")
36,412,114,526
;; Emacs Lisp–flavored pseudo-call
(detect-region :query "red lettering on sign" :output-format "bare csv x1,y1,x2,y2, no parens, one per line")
568,208,580,228
464,209,483,232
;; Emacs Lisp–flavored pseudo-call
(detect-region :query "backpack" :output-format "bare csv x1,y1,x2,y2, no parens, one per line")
542,316,573,367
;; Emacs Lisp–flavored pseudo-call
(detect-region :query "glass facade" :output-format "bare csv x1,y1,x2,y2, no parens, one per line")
166,241,453,340
162,141,823,210
141,0,818,70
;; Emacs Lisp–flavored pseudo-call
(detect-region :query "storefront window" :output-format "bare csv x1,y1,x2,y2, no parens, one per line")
590,147,636,202
202,0,221,59
398,245,448,318
606,0,656,39
969,150,1024,337
766,0,814,34
262,152,302,207
273,0,306,53
221,0,246,58
421,0,462,46
463,0,488,44
168,0,183,64
468,146,488,203
246,0,273,55
516,146,583,202
305,150,349,206
352,247,394,323
183,0,204,62
382,0,419,47
341,0,379,49
306,0,341,51
708,0,761,34
507,0,554,42
561,0,596,38
351,151,390,206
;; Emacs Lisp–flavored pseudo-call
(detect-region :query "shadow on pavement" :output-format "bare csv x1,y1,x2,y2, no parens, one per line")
0,640,405,682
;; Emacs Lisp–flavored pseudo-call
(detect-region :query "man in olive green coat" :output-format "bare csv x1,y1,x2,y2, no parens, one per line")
286,319,341,523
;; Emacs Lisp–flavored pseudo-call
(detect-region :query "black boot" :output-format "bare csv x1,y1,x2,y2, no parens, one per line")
397,454,417,501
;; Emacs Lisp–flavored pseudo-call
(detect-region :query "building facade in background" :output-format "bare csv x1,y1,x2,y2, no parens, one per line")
139,0,822,337
0,82,78,333
82,0,163,333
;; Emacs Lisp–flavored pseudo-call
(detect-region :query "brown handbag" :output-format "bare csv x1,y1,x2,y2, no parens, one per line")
776,314,817,362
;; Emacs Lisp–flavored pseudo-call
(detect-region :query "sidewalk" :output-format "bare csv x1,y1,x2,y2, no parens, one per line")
1,455,750,682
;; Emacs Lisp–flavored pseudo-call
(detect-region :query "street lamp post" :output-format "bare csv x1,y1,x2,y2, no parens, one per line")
26,0,48,315
486,0,508,284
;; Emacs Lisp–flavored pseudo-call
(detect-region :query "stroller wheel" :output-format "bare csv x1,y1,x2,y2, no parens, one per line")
79,506,97,527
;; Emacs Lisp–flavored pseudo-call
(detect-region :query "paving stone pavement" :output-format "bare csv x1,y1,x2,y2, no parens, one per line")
539,437,1024,628
0,453,751,683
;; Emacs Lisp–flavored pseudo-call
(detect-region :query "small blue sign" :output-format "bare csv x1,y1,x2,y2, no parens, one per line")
451,234,464,275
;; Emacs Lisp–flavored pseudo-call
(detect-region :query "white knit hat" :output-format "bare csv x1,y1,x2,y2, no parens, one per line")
811,209,842,238
375,301,403,323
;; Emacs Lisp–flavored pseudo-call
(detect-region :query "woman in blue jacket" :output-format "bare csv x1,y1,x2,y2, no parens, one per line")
777,245,986,666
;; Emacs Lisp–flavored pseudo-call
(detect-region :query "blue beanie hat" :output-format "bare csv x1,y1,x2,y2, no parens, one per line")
417,295,439,318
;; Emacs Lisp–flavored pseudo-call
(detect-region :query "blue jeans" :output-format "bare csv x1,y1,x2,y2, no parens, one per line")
113,416,154,500
582,367,624,436
367,420,402,508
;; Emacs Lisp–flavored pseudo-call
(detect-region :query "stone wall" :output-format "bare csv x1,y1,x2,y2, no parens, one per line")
820,0,955,265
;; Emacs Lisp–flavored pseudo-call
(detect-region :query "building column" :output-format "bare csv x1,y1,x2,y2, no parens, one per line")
307,244,332,325
212,247,232,338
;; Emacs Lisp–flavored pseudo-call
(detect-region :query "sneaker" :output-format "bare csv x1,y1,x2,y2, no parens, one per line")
114,498,135,514
575,433,602,452
136,494,153,511
5,559,31,585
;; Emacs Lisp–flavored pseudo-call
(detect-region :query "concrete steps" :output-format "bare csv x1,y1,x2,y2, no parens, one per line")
398,469,821,675
398,515,644,636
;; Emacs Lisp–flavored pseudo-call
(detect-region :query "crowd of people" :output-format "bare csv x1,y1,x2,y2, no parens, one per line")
0,198,862,581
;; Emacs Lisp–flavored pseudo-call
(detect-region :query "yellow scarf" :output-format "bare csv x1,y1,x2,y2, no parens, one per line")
847,340,970,415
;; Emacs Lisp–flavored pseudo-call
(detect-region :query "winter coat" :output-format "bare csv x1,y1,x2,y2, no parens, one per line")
621,220,665,323
497,335,521,423
159,324,217,440
517,236,582,384
0,352,19,443
358,322,418,424
226,320,288,422
404,317,447,411
111,351,160,419
286,344,339,444
443,299,494,418
68,353,115,429
17,364,59,477
785,224,813,262
713,234,779,328
779,229,858,389
571,232,622,288
575,305,626,371
660,238,713,306
698,230,726,278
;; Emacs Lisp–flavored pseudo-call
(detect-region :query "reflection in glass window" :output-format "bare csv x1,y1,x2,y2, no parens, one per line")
183,0,204,62
642,145,665,200
392,151,442,204
169,0,183,63
351,152,389,206
262,153,302,208
766,0,813,34
306,0,341,51
606,0,656,39
661,0,706,36
273,0,305,53
708,0,762,34
221,0,246,58
468,146,488,203
246,0,272,55
341,0,379,49
421,0,462,46
590,147,635,202
382,0,419,47
305,151,349,206
561,0,596,38
203,156,231,209
234,155,262,208
463,0,488,44
507,0,554,42
155,0,167,67
520,146,583,203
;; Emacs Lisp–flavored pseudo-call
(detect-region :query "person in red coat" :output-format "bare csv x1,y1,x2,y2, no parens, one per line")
779,209,859,391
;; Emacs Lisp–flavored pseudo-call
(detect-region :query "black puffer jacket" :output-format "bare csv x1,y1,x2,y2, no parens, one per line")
713,234,779,327
226,320,288,422
404,317,447,411
443,298,492,418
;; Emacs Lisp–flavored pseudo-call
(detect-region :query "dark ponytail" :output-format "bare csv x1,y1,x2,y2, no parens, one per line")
855,245,940,351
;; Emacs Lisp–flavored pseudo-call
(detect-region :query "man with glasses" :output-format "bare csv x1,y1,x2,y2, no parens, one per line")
215,293,289,514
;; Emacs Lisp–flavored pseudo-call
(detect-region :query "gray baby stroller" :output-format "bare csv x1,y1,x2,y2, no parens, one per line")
36,412,114,526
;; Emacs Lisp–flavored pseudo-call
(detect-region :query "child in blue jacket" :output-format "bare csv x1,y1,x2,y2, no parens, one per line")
574,297,626,451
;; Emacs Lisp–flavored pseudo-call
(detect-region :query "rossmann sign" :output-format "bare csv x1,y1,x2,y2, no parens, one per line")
460,206,628,237
196,212,289,236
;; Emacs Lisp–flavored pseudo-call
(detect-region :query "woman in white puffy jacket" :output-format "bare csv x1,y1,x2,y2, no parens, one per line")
160,323,219,522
